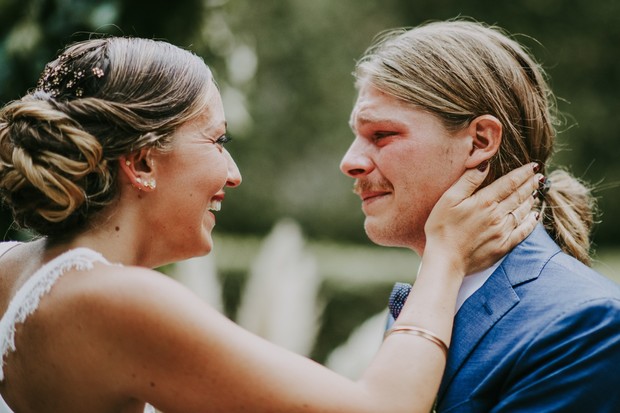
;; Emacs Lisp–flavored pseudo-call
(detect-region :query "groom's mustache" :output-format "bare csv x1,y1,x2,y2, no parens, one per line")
353,178,393,196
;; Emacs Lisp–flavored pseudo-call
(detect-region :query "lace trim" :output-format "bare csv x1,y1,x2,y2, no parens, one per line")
0,247,110,381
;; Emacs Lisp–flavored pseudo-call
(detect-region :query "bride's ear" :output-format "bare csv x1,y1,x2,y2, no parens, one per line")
464,115,502,170
119,148,156,192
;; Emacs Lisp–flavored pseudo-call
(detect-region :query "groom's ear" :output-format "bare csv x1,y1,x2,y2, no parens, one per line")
464,115,502,170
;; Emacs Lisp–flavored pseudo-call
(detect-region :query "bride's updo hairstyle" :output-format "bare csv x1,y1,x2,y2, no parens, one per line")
0,37,213,238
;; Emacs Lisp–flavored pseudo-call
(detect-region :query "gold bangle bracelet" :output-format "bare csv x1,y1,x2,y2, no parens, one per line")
384,326,449,358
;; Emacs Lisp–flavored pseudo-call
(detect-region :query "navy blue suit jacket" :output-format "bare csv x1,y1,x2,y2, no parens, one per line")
437,225,620,412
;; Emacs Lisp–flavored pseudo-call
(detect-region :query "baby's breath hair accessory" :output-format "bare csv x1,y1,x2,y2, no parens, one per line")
92,67,104,78
36,40,109,99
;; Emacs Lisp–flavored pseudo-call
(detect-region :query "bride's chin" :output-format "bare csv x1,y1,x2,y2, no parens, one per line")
200,231,214,255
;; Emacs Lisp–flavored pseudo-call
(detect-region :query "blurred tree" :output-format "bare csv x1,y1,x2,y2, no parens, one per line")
0,0,209,239
116,0,204,42
0,0,618,248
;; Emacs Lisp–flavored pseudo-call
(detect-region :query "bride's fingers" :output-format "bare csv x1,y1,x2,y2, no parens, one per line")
435,163,490,208
425,163,541,275
505,210,540,249
507,193,538,227
500,179,541,250
496,172,543,216
476,162,540,204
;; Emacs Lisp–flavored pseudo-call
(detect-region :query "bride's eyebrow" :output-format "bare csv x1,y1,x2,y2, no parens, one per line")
197,120,228,138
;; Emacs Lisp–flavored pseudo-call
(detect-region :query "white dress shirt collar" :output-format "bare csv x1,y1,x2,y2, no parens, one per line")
455,256,506,312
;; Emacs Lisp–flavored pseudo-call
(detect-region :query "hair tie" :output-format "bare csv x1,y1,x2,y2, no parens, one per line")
538,177,552,198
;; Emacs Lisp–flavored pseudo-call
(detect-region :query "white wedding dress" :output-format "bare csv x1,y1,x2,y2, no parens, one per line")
0,242,155,413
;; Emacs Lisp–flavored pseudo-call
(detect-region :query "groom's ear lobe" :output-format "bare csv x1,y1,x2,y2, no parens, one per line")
465,115,502,170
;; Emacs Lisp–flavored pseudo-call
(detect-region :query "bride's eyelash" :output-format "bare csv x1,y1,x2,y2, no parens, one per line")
216,134,232,145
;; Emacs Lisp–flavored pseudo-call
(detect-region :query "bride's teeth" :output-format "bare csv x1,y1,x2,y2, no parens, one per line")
209,200,221,212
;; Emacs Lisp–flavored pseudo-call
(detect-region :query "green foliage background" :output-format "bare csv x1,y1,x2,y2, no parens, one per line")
1,0,619,248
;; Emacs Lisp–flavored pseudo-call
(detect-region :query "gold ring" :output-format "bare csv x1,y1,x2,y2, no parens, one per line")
509,211,520,226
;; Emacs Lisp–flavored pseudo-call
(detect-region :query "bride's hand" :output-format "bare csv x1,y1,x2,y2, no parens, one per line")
423,162,542,276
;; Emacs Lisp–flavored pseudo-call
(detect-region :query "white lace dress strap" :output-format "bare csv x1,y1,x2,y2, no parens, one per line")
0,245,156,412
0,246,110,381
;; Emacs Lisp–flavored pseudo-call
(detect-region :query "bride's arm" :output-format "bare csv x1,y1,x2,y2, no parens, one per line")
89,163,540,413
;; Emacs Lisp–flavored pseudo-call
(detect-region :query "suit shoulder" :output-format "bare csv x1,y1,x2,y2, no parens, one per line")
542,252,620,296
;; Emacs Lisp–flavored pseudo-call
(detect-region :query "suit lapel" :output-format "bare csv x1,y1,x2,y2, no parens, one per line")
437,267,519,400
437,224,561,402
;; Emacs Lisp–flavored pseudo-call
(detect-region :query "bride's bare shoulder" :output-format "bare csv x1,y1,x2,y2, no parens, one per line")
58,261,205,316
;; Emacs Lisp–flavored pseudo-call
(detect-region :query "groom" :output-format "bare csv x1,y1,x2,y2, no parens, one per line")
340,20,620,412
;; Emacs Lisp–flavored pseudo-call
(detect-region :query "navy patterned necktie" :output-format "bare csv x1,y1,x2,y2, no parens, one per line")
388,282,413,319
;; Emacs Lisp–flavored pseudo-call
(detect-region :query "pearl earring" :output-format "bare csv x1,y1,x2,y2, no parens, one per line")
144,178,157,190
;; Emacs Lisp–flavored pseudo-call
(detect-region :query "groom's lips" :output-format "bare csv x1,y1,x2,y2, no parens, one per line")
359,190,391,201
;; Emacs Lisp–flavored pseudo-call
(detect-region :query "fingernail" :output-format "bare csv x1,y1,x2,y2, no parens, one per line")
532,189,540,200
535,212,540,221
477,160,489,172
538,175,546,187
532,162,541,173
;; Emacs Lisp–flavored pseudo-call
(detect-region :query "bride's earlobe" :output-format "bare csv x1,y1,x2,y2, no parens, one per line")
119,153,157,192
